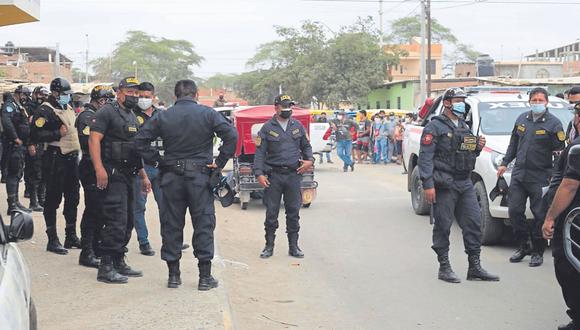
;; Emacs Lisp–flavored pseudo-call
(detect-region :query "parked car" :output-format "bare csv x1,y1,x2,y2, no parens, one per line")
403,87,572,245
0,211,36,330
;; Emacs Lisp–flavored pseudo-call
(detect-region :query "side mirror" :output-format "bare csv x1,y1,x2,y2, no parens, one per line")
568,145,580,174
7,210,34,242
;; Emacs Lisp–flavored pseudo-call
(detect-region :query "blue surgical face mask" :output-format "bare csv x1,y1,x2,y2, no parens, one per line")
58,94,71,107
451,102,466,116
531,103,546,114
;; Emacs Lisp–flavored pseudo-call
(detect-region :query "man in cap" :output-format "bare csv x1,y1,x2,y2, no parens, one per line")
136,79,237,289
254,94,314,259
89,77,151,284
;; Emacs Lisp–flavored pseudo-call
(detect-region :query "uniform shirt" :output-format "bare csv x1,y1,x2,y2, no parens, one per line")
418,114,481,190
30,98,67,144
1,99,29,144
75,103,98,154
501,110,565,183
135,97,237,169
134,107,164,164
254,116,314,176
91,101,141,167
332,118,355,141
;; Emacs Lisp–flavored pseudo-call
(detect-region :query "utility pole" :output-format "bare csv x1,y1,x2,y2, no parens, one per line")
379,0,384,46
426,0,432,96
55,43,61,77
419,0,426,103
85,34,89,84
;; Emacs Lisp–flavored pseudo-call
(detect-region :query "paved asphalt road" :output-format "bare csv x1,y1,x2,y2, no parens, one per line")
216,161,569,330
16,160,570,329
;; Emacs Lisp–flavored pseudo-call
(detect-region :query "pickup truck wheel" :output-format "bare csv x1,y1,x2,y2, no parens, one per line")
411,166,430,215
474,181,504,245
29,297,37,330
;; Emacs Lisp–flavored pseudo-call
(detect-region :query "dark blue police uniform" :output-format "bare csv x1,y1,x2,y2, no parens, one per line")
24,100,45,209
135,96,237,286
418,114,482,256
501,110,565,261
254,116,314,256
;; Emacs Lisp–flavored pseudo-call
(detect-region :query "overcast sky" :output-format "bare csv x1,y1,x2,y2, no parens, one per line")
0,0,578,78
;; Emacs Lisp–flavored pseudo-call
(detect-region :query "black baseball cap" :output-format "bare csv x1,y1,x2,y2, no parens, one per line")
274,94,295,108
118,77,140,90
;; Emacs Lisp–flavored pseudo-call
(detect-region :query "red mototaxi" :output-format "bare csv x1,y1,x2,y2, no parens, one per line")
231,105,318,210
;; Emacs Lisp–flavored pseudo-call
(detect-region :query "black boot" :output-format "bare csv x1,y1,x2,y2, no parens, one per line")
198,261,219,291
37,185,45,207
260,233,275,259
167,261,182,288
509,241,531,263
7,195,29,215
288,233,304,258
45,226,68,255
139,243,155,256
467,254,500,281
437,254,461,283
529,239,546,267
97,256,128,284
28,186,43,212
79,249,100,268
113,255,143,277
64,225,82,249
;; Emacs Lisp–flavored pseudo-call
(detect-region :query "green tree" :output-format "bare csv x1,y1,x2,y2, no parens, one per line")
91,31,203,103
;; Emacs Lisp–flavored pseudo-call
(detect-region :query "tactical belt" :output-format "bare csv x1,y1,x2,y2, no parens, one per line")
160,159,210,175
269,164,299,174
46,145,78,159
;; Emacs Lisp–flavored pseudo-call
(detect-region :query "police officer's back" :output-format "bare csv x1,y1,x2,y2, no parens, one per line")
254,94,314,259
135,79,237,290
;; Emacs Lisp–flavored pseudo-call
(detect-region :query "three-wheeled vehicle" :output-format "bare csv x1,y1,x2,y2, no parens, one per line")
232,105,318,210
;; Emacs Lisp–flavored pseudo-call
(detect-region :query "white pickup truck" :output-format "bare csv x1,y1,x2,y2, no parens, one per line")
403,88,572,245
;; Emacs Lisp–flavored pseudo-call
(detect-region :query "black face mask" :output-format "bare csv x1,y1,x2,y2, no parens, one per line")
123,95,139,109
280,109,292,119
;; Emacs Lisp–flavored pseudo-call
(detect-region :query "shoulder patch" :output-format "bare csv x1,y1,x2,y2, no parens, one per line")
82,126,90,136
292,128,300,135
421,133,434,145
35,117,46,128
558,131,566,142
255,136,262,147
517,124,526,133
5,105,13,113
137,116,145,125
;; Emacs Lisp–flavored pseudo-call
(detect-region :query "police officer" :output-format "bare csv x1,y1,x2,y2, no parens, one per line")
1,85,32,214
419,88,499,283
542,100,580,330
89,77,150,284
254,94,314,259
75,85,115,268
497,87,566,267
135,79,237,290
30,78,81,255
24,86,50,211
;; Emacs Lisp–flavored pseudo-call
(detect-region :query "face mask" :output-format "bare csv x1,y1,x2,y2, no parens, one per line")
374,118,381,124
337,115,344,121
138,98,153,110
58,94,71,107
280,108,292,119
451,102,466,116
123,95,139,109
531,103,546,114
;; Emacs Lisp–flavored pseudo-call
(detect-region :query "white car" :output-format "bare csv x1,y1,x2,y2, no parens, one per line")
0,211,36,330
403,88,572,245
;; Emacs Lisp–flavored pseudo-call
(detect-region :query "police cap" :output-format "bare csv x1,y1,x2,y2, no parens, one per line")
15,85,31,95
90,85,115,101
274,94,295,108
118,77,140,90
50,78,73,95
443,87,467,101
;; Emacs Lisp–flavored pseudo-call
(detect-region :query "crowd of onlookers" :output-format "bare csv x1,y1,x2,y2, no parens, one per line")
313,110,418,172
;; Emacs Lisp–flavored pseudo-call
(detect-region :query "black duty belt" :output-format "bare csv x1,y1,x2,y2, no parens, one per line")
269,164,299,174
453,173,470,180
46,145,79,158
160,159,210,175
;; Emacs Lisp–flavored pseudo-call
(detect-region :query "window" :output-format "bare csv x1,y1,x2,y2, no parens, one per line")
536,68,550,79
428,60,437,75
376,101,381,109
400,65,404,74
397,97,401,110
386,100,391,109
402,82,407,89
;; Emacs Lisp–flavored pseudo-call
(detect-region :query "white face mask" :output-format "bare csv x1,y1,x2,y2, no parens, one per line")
337,115,344,121
138,98,153,110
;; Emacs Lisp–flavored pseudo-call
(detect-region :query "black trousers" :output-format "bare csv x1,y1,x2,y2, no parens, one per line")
554,255,580,324
100,165,135,257
159,170,216,263
5,143,25,198
78,156,104,253
508,179,546,245
432,179,482,256
24,144,43,193
263,171,302,235
42,147,80,230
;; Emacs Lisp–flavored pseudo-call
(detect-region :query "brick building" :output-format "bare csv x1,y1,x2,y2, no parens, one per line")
0,42,73,83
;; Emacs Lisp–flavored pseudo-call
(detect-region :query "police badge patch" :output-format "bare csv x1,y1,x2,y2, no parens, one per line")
35,117,46,128
557,131,566,142
422,133,433,145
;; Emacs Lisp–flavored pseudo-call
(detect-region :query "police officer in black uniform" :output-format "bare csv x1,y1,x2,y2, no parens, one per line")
1,85,32,214
542,100,580,330
24,86,50,211
419,88,499,283
135,79,237,290
254,94,314,259
30,78,82,255
89,77,150,284
497,87,566,267
75,85,115,268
